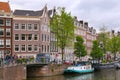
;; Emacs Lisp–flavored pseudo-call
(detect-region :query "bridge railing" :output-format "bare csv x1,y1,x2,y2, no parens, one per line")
0,57,50,67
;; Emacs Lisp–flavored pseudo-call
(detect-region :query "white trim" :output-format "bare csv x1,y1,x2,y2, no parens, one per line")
27,45,32,52
14,45,20,52
14,23,20,30
21,45,26,52
14,34,19,41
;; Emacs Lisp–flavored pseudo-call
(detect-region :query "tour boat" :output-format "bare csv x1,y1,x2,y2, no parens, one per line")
65,62,94,73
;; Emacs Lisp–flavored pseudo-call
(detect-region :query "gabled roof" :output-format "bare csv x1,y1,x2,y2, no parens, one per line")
13,9,44,16
0,2,11,12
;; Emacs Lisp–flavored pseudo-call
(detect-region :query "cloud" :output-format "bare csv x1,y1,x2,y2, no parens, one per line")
0,0,120,32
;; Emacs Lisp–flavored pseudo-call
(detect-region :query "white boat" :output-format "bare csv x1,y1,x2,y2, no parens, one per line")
65,62,94,73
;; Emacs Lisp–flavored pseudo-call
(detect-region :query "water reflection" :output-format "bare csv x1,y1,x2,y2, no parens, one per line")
27,69,120,80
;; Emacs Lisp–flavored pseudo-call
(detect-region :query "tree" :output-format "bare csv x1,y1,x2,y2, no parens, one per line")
74,36,87,60
98,26,109,54
107,35,120,60
50,7,75,61
90,40,104,60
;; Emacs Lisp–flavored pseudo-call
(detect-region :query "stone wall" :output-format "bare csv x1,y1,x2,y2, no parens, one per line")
0,65,26,80
27,64,68,77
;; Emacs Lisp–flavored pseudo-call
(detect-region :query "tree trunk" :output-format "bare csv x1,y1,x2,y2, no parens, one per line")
114,53,116,61
61,48,64,62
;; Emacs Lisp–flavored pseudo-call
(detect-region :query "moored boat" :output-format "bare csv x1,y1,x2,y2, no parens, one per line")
64,62,94,73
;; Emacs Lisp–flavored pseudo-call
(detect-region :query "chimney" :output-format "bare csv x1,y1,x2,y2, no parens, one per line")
84,22,88,29
74,16,77,20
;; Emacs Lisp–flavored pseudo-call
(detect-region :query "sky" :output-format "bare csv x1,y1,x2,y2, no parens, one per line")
1,0,120,32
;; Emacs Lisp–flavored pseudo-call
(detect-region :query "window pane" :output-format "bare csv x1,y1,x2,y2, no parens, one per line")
34,45,38,51
21,24,26,30
6,28,11,37
15,45,19,51
0,28,4,36
14,23,19,29
21,34,25,40
28,34,32,40
34,34,38,40
15,34,19,40
34,24,38,30
6,19,11,26
0,39,4,48
28,45,32,51
21,45,25,51
27,24,32,30
0,19,4,26
6,39,11,48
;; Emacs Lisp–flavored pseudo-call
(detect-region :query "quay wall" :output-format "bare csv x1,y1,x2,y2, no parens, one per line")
0,65,26,80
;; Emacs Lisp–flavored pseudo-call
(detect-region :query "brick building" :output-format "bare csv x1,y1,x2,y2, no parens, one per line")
13,6,53,58
0,2,12,58
74,17,96,54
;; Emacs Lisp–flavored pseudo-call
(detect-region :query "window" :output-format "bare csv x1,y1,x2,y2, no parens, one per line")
0,19,4,26
47,35,49,41
42,45,43,52
21,24,26,30
34,45,38,51
6,39,11,48
0,50,4,57
34,34,38,40
14,23,19,30
21,34,26,40
28,45,32,52
6,19,11,26
42,34,44,41
21,45,25,51
47,45,49,52
0,39,4,48
27,24,32,30
6,28,11,37
28,34,32,40
34,24,38,30
15,34,19,40
15,45,19,52
0,28,4,36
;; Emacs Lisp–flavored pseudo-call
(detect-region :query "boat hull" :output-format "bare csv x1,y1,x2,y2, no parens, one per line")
65,68,94,74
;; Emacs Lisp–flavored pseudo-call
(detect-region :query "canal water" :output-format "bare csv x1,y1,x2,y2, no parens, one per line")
27,69,120,80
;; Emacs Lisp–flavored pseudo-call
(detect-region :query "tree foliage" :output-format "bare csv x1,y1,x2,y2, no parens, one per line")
50,7,75,61
90,40,104,60
98,26,109,54
74,36,87,60
107,35,120,59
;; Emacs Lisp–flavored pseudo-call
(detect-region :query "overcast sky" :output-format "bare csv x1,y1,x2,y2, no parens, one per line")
1,0,120,32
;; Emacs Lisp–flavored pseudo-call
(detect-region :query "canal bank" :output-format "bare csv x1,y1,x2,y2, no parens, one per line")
0,65,26,80
28,69,120,80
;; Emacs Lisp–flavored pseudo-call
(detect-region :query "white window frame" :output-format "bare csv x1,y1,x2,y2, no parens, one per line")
21,34,26,41
6,19,11,26
28,34,32,41
6,39,11,48
27,24,32,31
14,45,19,52
0,28,4,37
34,24,38,31
0,18,4,26
34,45,38,52
27,45,32,52
14,34,19,41
34,34,39,41
21,24,26,30
14,23,19,30
6,28,11,37
21,45,26,52
0,39,4,48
